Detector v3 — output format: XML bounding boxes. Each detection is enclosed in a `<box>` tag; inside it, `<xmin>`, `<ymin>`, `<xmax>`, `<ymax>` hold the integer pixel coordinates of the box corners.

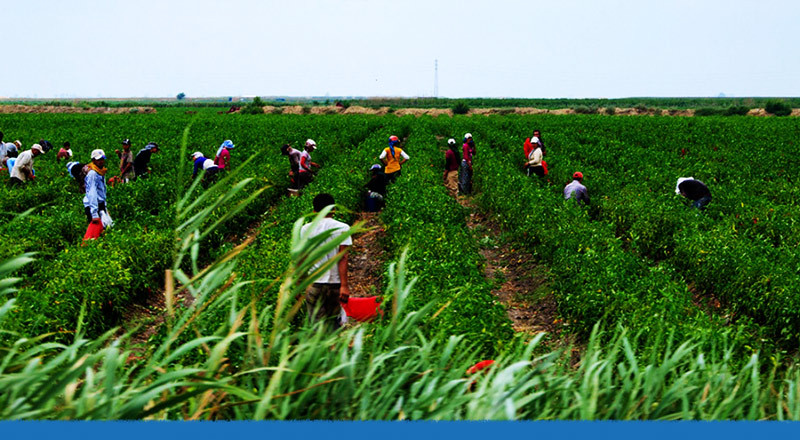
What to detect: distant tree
<box><xmin>765</xmin><ymin>100</ymin><xmax>791</xmax><ymax>117</ymax></box>
<box><xmin>177</xmin><ymin>92</ymin><xmax>186</xmax><ymax>100</ymax></box>
<box><xmin>452</xmin><ymin>101</ymin><xmax>470</xmax><ymax>115</ymax></box>
<box><xmin>240</xmin><ymin>96</ymin><xmax>266</xmax><ymax>114</ymax></box>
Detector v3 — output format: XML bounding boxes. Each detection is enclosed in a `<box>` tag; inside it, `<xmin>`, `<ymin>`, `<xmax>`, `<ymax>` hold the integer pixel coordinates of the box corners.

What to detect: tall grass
<box><xmin>0</xmin><ymin>135</ymin><xmax>799</xmax><ymax>419</ymax></box>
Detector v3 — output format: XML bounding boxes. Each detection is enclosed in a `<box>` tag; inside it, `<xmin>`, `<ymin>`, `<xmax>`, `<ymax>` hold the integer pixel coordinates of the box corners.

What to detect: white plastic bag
<box><xmin>100</xmin><ymin>209</ymin><xmax>114</xmax><ymax>229</ymax></box>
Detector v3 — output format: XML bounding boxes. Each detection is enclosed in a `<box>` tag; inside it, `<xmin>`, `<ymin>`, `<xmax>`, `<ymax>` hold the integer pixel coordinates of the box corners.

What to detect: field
<box><xmin>1</xmin><ymin>108</ymin><xmax>800</xmax><ymax>419</ymax></box>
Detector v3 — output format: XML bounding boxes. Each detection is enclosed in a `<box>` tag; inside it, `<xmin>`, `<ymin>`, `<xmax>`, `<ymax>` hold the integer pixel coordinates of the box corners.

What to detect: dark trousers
<box><xmin>385</xmin><ymin>170</ymin><xmax>401</xmax><ymax>183</ymax></box>
<box><xmin>85</xmin><ymin>203</ymin><xmax>107</xmax><ymax>223</ymax></box>
<box><xmin>527</xmin><ymin>166</ymin><xmax>545</xmax><ymax>178</ymax></box>
<box><xmin>305</xmin><ymin>283</ymin><xmax>342</xmax><ymax>329</ymax></box>
<box><xmin>8</xmin><ymin>177</ymin><xmax>23</xmax><ymax>187</ymax></box>
<box><xmin>297</xmin><ymin>171</ymin><xmax>313</xmax><ymax>189</ymax></box>
<box><xmin>692</xmin><ymin>196</ymin><xmax>711</xmax><ymax>210</ymax></box>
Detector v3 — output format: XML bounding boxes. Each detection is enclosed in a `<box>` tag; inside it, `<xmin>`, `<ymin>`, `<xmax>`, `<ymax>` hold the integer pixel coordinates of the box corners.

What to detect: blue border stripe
<box><xmin>2</xmin><ymin>421</ymin><xmax>799</xmax><ymax>440</ymax></box>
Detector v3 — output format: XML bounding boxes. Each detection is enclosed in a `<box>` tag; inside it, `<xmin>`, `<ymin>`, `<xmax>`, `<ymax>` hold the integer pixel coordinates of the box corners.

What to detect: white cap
<box><xmin>90</xmin><ymin>149</ymin><xmax>106</xmax><ymax>160</ymax></box>
<box><xmin>464</xmin><ymin>133</ymin><xmax>472</xmax><ymax>139</ymax></box>
<box><xmin>675</xmin><ymin>177</ymin><xmax>693</xmax><ymax>195</ymax></box>
<box><xmin>305</xmin><ymin>139</ymin><xmax>316</xmax><ymax>147</ymax></box>
<box><xmin>31</xmin><ymin>144</ymin><xmax>43</xmax><ymax>153</ymax></box>
<box><xmin>191</xmin><ymin>151</ymin><xmax>204</xmax><ymax>159</ymax></box>
<box><xmin>447</xmin><ymin>138</ymin><xmax>456</xmax><ymax>145</ymax></box>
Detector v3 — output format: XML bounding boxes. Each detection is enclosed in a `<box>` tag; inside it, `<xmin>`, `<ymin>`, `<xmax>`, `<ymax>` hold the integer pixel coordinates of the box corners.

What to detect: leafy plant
<box><xmin>452</xmin><ymin>101</ymin><xmax>470</xmax><ymax>115</ymax></box>
<box><xmin>765</xmin><ymin>100</ymin><xmax>792</xmax><ymax>116</ymax></box>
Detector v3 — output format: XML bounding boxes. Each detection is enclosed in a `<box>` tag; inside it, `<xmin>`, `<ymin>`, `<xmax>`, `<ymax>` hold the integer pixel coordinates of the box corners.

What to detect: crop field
<box><xmin>1</xmin><ymin>109</ymin><xmax>800</xmax><ymax>419</ymax></box>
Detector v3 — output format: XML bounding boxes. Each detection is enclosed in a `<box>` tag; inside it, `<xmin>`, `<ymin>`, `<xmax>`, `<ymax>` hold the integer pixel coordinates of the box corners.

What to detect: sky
<box><xmin>1</xmin><ymin>0</ymin><xmax>798</xmax><ymax>99</ymax></box>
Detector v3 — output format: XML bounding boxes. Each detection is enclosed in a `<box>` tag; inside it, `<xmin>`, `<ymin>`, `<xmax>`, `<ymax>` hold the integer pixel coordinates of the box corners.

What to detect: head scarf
<box><xmin>216</xmin><ymin>140</ymin><xmax>234</xmax><ymax>158</ymax></box>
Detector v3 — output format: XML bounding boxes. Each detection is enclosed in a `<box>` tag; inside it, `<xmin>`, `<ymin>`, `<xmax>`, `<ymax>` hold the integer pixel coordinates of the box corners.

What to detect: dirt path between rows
<box><xmin>347</xmin><ymin>212</ymin><xmax>387</xmax><ymax>299</ymax></box>
<box><xmin>453</xmin><ymin>191</ymin><xmax>562</xmax><ymax>335</ymax></box>
<box><xmin>119</xmin><ymin>210</ymin><xmax>267</xmax><ymax>359</ymax></box>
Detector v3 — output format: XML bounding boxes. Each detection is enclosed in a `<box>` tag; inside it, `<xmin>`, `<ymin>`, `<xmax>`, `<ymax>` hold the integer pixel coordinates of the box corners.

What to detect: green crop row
<box><xmin>380</xmin><ymin>117</ymin><xmax>514</xmax><ymax>355</ymax></box>
<box><xmin>0</xmin><ymin>111</ymin><xmax>387</xmax><ymax>339</ymax></box>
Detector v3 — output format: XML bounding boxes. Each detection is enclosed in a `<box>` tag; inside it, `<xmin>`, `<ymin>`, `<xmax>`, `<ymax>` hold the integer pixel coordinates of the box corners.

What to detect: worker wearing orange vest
<box><xmin>379</xmin><ymin>135</ymin><xmax>409</xmax><ymax>183</ymax></box>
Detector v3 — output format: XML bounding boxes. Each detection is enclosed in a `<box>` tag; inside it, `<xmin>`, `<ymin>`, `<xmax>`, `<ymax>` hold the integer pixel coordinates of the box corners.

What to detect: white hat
<box><xmin>675</xmin><ymin>177</ymin><xmax>693</xmax><ymax>195</ymax></box>
<box><xmin>464</xmin><ymin>133</ymin><xmax>473</xmax><ymax>139</ymax></box>
<box><xmin>191</xmin><ymin>151</ymin><xmax>204</xmax><ymax>159</ymax></box>
<box><xmin>305</xmin><ymin>139</ymin><xmax>317</xmax><ymax>149</ymax></box>
<box><xmin>90</xmin><ymin>149</ymin><xmax>106</xmax><ymax>160</ymax></box>
<box><xmin>447</xmin><ymin>138</ymin><xmax>456</xmax><ymax>145</ymax></box>
<box><xmin>31</xmin><ymin>144</ymin><xmax>43</xmax><ymax>153</ymax></box>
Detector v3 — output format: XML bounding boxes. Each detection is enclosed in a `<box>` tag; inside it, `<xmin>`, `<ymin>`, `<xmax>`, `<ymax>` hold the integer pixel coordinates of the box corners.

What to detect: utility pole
<box><xmin>434</xmin><ymin>59</ymin><xmax>439</xmax><ymax>98</ymax></box>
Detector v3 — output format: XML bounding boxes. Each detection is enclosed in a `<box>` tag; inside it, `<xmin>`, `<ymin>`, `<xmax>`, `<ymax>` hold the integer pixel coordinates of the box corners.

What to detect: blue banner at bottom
<box><xmin>1</xmin><ymin>421</ymin><xmax>797</xmax><ymax>440</ymax></box>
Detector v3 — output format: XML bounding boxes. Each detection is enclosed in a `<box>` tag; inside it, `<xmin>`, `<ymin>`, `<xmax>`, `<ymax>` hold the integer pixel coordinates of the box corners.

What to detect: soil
<box><xmin>346</xmin><ymin>212</ymin><xmax>387</xmax><ymax>298</ymax></box>
<box><xmin>0</xmin><ymin>105</ymin><xmax>156</xmax><ymax>114</ymax></box>
<box><xmin>1</xmin><ymin>104</ymin><xmax>797</xmax><ymax>118</ymax></box>
<box><xmin>118</xmin><ymin>285</ymin><xmax>194</xmax><ymax>361</ymax></box>
<box><xmin>453</xmin><ymin>192</ymin><xmax>562</xmax><ymax>335</ymax></box>
<box><xmin>118</xmin><ymin>210</ymin><xmax>268</xmax><ymax>359</ymax></box>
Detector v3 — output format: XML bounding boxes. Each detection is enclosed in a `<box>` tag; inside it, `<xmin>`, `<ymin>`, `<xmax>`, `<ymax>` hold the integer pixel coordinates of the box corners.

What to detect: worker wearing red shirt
<box><xmin>443</xmin><ymin>138</ymin><xmax>460</xmax><ymax>194</ymax></box>
<box><xmin>459</xmin><ymin>133</ymin><xmax>475</xmax><ymax>195</ymax></box>
<box><xmin>214</xmin><ymin>140</ymin><xmax>234</xmax><ymax>170</ymax></box>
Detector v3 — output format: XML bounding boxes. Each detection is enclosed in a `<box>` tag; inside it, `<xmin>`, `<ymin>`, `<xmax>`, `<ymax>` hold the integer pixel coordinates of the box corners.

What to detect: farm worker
<box><xmin>379</xmin><ymin>135</ymin><xmax>409</xmax><ymax>183</ymax></box>
<box><xmin>564</xmin><ymin>172</ymin><xmax>590</xmax><ymax>205</ymax></box>
<box><xmin>0</xmin><ymin>132</ymin><xmax>9</xmax><ymax>165</ymax></box>
<box><xmin>67</xmin><ymin>161</ymin><xmax>89</xmax><ymax>193</ymax></box>
<box><xmin>443</xmin><ymin>138</ymin><xmax>460</xmax><ymax>193</ymax></box>
<box><xmin>8</xmin><ymin>140</ymin><xmax>21</xmax><ymax>158</ymax></box>
<box><xmin>523</xmin><ymin>129</ymin><xmax>546</xmax><ymax>161</ymax></box>
<box><xmin>133</xmin><ymin>142</ymin><xmax>159</xmax><ymax>179</ymax></box>
<box><xmin>280</xmin><ymin>144</ymin><xmax>303</xmax><ymax>189</ymax></box>
<box><xmin>9</xmin><ymin>144</ymin><xmax>43</xmax><ymax>186</ymax></box>
<box><xmin>676</xmin><ymin>177</ymin><xmax>711</xmax><ymax>210</ymax></box>
<box><xmin>298</xmin><ymin>139</ymin><xmax>320</xmax><ymax>189</ymax></box>
<box><xmin>459</xmin><ymin>133</ymin><xmax>475</xmax><ymax>195</ymax></box>
<box><xmin>526</xmin><ymin>140</ymin><xmax>544</xmax><ymax>178</ymax></box>
<box><xmin>365</xmin><ymin>164</ymin><xmax>387</xmax><ymax>212</ymax></box>
<box><xmin>114</xmin><ymin>139</ymin><xmax>136</xmax><ymax>182</ymax></box>
<box><xmin>83</xmin><ymin>149</ymin><xmax>108</xmax><ymax>242</ymax></box>
<box><xmin>1</xmin><ymin>140</ymin><xmax>20</xmax><ymax>172</ymax></box>
<box><xmin>191</xmin><ymin>152</ymin><xmax>221</xmax><ymax>184</ymax></box>
<box><xmin>38</xmin><ymin>139</ymin><xmax>54</xmax><ymax>154</ymax></box>
<box><xmin>57</xmin><ymin>142</ymin><xmax>73</xmax><ymax>162</ymax></box>
<box><xmin>300</xmin><ymin>193</ymin><xmax>352</xmax><ymax>328</ymax></box>
<box><xmin>214</xmin><ymin>139</ymin><xmax>234</xmax><ymax>170</ymax></box>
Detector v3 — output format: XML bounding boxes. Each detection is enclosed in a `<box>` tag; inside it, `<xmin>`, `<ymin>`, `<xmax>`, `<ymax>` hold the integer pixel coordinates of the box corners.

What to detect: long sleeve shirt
<box><xmin>564</xmin><ymin>180</ymin><xmax>589</xmax><ymax>205</ymax></box>
<box><xmin>214</xmin><ymin>148</ymin><xmax>231</xmax><ymax>169</ymax></box>
<box><xmin>299</xmin><ymin>150</ymin><xmax>313</xmax><ymax>173</ymax></box>
<box><xmin>83</xmin><ymin>170</ymin><xmax>107</xmax><ymax>218</ymax></box>
<box><xmin>193</xmin><ymin>157</ymin><xmax>206</xmax><ymax>177</ymax></box>
<box><xmin>287</xmin><ymin>149</ymin><xmax>302</xmax><ymax>173</ymax></box>
<box><xmin>527</xmin><ymin>147</ymin><xmax>543</xmax><ymax>167</ymax></box>
<box><xmin>133</xmin><ymin>148</ymin><xmax>152</xmax><ymax>176</ymax></box>
<box><xmin>444</xmin><ymin>149</ymin><xmax>459</xmax><ymax>172</ymax></box>
<box><xmin>678</xmin><ymin>179</ymin><xmax>711</xmax><ymax>201</ymax></box>
<box><xmin>462</xmin><ymin>143</ymin><xmax>473</xmax><ymax>166</ymax></box>
<box><xmin>10</xmin><ymin>150</ymin><xmax>34</xmax><ymax>181</ymax></box>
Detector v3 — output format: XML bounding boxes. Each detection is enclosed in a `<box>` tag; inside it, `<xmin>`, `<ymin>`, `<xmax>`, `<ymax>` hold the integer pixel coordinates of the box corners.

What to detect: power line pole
<box><xmin>434</xmin><ymin>59</ymin><xmax>439</xmax><ymax>98</ymax></box>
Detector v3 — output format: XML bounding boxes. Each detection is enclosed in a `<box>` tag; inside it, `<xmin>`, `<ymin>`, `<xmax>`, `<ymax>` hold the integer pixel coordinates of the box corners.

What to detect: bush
<box><xmin>573</xmin><ymin>106</ymin><xmax>598</xmax><ymax>114</ymax></box>
<box><xmin>240</xmin><ymin>97</ymin><xmax>266</xmax><ymax>114</ymax></box>
<box><xmin>724</xmin><ymin>106</ymin><xmax>750</xmax><ymax>116</ymax></box>
<box><xmin>452</xmin><ymin>101</ymin><xmax>470</xmax><ymax>115</ymax></box>
<box><xmin>605</xmin><ymin>107</ymin><xmax>616</xmax><ymax>115</ymax></box>
<box><xmin>765</xmin><ymin>100</ymin><xmax>792</xmax><ymax>116</ymax></box>
<box><xmin>695</xmin><ymin>107</ymin><xmax>722</xmax><ymax>117</ymax></box>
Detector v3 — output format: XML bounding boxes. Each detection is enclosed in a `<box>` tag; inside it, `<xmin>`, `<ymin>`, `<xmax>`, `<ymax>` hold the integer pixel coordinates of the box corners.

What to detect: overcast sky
<box><xmin>2</xmin><ymin>0</ymin><xmax>798</xmax><ymax>99</ymax></box>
